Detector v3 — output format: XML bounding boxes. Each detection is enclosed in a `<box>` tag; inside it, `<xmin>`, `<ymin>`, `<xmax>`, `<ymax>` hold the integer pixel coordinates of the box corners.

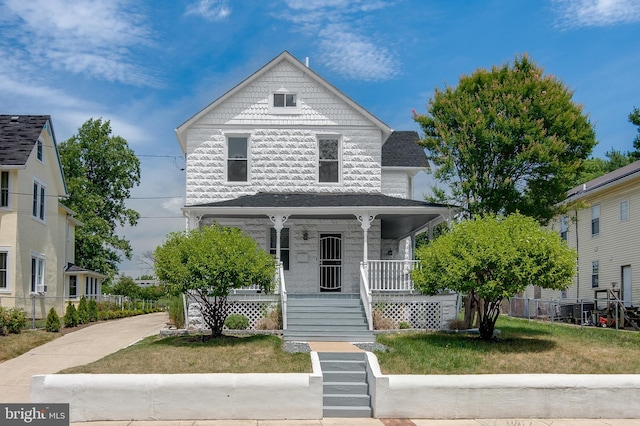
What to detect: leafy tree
<box><xmin>412</xmin><ymin>213</ymin><xmax>576</xmax><ymax>341</ymax></box>
<box><xmin>154</xmin><ymin>225</ymin><xmax>276</xmax><ymax>337</ymax></box>
<box><xmin>629</xmin><ymin>107</ymin><xmax>640</xmax><ymax>161</ymax></box>
<box><xmin>414</xmin><ymin>54</ymin><xmax>596</xmax><ymax>224</ymax></box>
<box><xmin>59</xmin><ymin>118</ymin><xmax>141</xmax><ymax>277</ymax></box>
<box><xmin>138</xmin><ymin>285</ymin><xmax>165</xmax><ymax>301</ymax></box>
<box><xmin>111</xmin><ymin>275</ymin><xmax>140</xmax><ymax>299</ymax></box>
<box><xmin>578</xmin><ymin>149</ymin><xmax>633</xmax><ymax>183</ymax></box>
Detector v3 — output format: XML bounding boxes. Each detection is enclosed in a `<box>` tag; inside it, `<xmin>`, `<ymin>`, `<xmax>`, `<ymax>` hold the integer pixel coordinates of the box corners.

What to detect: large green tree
<box><xmin>154</xmin><ymin>225</ymin><xmax>276</xmax><ymax>337</ymax></box>
<box><xmin>414</xmin><ymin>55</ymin><xmax>596</xmax><ymax>224</ymax></box>
<box><xmin>59</xmin><ymin>118</ymin><xmax>141</xmax><ymax>277</ymax></box>
<box><xmin>412</xmin><ymin>214</ymin><xmax>576</xmax><ymax>341</ymax></box>
<box><xmin>629</xmin><ymin>107</ymin><xmax>640</xmax><ymax>161</ymax></box>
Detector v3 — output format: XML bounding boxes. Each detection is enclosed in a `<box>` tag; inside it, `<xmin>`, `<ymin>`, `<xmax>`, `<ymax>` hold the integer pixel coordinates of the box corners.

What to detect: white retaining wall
<box><xmin>365</xmin><ymin>352</ymin><xmax>640</xmax><ymax>419</ymax></box>
<box><xmin>31</xmin><ymin>353</ymin><xmax>323</xmax><ymax>422</ymax></box>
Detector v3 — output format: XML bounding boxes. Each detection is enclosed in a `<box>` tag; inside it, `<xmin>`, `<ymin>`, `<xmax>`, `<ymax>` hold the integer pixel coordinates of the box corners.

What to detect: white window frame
<box><xmin>0</xmin><ymin>247</ymin><xmax>10</xmax><ymax>292</ymax></box>
<box><xmin>591</xmin><ymin>260</ymin><xmax>599</xmax><ymax>288</ymax></box>
<box><xmin>269</xmin><ymin>86</ymin><xmax>302</xmax><ymax>115</ymax></box>
<box><xmin>591</xmin><ymin>204</ymin><xmax>600</xmax><ymax>236</ymax></box>
<box><xmin>317</xmin><ymin>136</ymin><xmax>341</xmax><ymax>184</ymax></box>
<box><xmin>36</xmin><ymin>138</ymin><xmax>44</xmax><ymax>162</ymax></box>
<box><xmin>620</xmin><ymin>199</ymin><xmax>629</xmax><ymax>222</ymax></box>
<box><xmin>269</xmin><ymin>227</ymin><xmax>290</xmax><ymax>271</ymax></box>
<box><xmin>559</xmin><ymin>216</ymin><xmax>568</xmax><ymax>241</ymax></box>
<box><xmin>69</xmin><ymin>275</ymin><xmax>78</xmax><ymax>299</ymax></box>
<box><xmin>225</xmin><ymin>134</ymin><xmax>251</xmax><ymax>184</ymax></box>
<box><xmin>32</xmin><ymin>179</ymin><xmax>46</xmax><ymax>222</ymax></box>
<box><xmin>0</xmin><ymin>171</ymin><xmax>9</xmax><ymax>209</ymax></box>
<box><xmin>31</xmin><ymin>253</ymin><xmax>45</xmax><ymax>294</ymax></box>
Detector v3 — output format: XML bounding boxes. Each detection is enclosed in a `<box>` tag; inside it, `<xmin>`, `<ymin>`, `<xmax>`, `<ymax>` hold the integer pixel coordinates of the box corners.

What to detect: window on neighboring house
<box><xmin>270</xmin><ymin>227</ymin><xmax>290</xmax><ymax>271</ymax></box>
<box><xmin>1</xmin><ymin>171</ymin><xmax>8</xmax><ymax>207</ymax></box>
<box><xmin>0</xmin><ymin>251</ymin><xmax>7</xmax><ymax>290</ymax></box>
<box><xmin>227</xmin><ymin>137</ymin><xmax>248</xmax><ymax>182</ymax></box>
<box><xmin>620</xmin><ymin>200</ymin><xmax>629</xmax><ymax>221</ymax></box>
<box><xmin>69</xmin><ymin>275</ymin><xmax>77</xmax><ymax>298</ymax></box>
<box><xmin>318</xmin><ymin>138</ymin><xmax>339</xmax><ymax>183</ymax></box>
<box><xmin>36</xmin><ymin>139</ymin><xmax>43</xmax><ymax>162</ymax></box>
<box><xmin>273</xmin><ymin>93</ymin><xmax>297</xmax><ymax>108</ymax></box>
<box><xmin>32</xmin><ymin>181</ymin><xmax>45</xmax><ymax>220</ymax></box>
<box><xmin>31</xmin><ymin>255</ymin><xmax>45</xmax><ymax>293</ymax></box>
<box><xmin>591</xmin><ymin>204</ymin><xmax>600</xmax><ymax>236</ymax></box>
<box><xmin>591</xmin><ymin>260</ymin><xmax>599</xmax><ymax>288</ymax></box>
<box><xmin>560</xmin><ymin>216</ymin><xmax>568</xmax><ymax>241</ymax></box>
<box><xmin>85</xmin><ymin>276</ymin><xmax>98</xmax><ymax>297</ymax></box>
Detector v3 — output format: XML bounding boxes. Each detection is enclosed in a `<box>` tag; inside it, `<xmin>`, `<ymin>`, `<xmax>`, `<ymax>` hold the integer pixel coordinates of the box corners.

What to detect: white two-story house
<box><xmin>175</xmin><ymin>52</ymin><xmax>456</xmax><ymax>339</ymax></box>
<box><xmin>0</xmin><ymin>115</ymin><xmax>103</xmax><ymax>319</ymax></box>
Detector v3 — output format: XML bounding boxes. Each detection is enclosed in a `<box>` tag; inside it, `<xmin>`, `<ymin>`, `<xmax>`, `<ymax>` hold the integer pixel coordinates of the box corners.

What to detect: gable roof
<box><xmin>0</xmin><ymin>115</ymin><xmax>50</xmax><ymax>166</ymax></box>
<box><xmin>382</xmin><ymin>131</ymin><xmax>428</xmax><ymax>169</ymax></box>
<box><xmin>175</xmin><ymin>51</ymin><xmax>393</xmax><ymax>152</ymax></box>
<box><xmin>566</xmin><ymin>160</ymin><xmax>640</xmax><ymax>202</ymax></box>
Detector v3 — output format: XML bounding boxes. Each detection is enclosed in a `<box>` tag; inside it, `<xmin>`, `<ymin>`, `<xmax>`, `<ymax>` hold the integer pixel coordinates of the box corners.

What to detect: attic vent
<box><xmin>10</xmin><ymin>116</ymin><xmax>19</xmax><ymax>122</ymax></box>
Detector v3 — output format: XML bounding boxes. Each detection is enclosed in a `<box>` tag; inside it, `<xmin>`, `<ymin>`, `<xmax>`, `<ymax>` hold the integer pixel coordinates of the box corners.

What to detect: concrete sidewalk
<box><xmin>70</xmin><ymin>419</ymin><xmax>640</xmax><ymax>425</ymax></box>
<box><xmin>0</xmin><ymin>311</ymin><xmax>168</xmax><ymax>403</ymax></box>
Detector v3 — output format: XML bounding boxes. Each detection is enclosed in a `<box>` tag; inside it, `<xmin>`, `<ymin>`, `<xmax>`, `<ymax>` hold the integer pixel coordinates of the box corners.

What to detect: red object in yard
<box><xmin>599</xmin><ymin>316</ymin><xmax>608</xmax><ymax>326</ymax></box>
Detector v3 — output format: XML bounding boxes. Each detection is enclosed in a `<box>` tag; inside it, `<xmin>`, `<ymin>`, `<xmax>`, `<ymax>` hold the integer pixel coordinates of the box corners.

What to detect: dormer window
<box><xmin>274</xmin><ymin>93</ymin><xmax>297</xmax><ymax>108</ymax></box>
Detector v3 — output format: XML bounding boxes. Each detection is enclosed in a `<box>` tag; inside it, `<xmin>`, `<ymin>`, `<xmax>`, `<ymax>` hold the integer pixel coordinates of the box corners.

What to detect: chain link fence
<box><xmin>506</xmin><ymin>297</ymin><xmax>597</xmax><ymax>325</ymax></box>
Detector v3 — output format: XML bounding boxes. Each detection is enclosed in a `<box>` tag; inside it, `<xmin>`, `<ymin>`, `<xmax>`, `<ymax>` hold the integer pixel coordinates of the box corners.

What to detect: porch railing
<box><xmin>277</xmin><ymin>261</ymin><xmax>287</xmax><ymax>330</ymax></box>
<box><xmin>359</xmin><ymin>262</ymin><xmax>373</xmax><ymax>330</ymax></box>
<box><xmin>368</xmin><ymin>260</ymin><xmax>418</xmax><ymax>292</ymax></box>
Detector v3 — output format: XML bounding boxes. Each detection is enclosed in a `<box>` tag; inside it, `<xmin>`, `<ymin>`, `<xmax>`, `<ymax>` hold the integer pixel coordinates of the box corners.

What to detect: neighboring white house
<box><xmin>0</xmin><ymin>115</ymin><xmax>103</xmax><ymax>318</ymax></box>
<box><xmin>524</xmin><ymin>160</ymin><xmax>640</xmax><ymax>310</ymax></box>
<box><xmin>175</xmin><ymin>52</ymin><xmax>457</xmax><ymax>337</ymax></box>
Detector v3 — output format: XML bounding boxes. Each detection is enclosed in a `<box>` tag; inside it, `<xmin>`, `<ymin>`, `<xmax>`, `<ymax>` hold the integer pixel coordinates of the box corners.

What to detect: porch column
<box><xmin>268</xmin><ymin>214</ymin><xmax>289</xmax><ymax>262</ymax></box>
<box><xmin>184</xmin><ymin>212</ymin><xmax>201</xmax><ymax>231</ymax></box>
<box><xmin>355</xmin><ymin>212</ymin><xmax>376</xmax><ymax>264</ymax></box>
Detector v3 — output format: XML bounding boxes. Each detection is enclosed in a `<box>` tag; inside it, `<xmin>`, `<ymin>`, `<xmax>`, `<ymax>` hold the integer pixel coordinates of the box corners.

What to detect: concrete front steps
<box><xmin>319</xmin><ymin>351</ymin><xmax>372</xmax><ymax>418</ymax></box>
<box><xmin>284</xmin><ymin>294</ymin><xmax>375</xmax><ymax>342</ymax></box>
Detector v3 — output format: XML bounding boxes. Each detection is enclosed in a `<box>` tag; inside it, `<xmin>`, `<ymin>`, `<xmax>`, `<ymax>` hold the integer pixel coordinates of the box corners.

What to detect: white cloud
<box><xmin>281</xmin><ymin>0</ymin><xmax>400</xmax><ymax>81</ymax></box>
<box><xmin>0</xmin><ymin>0</ymin><xmax>157</xmax><ymax>86</ymax></box>
<box><xmin>553</xmin><ymin>0</ymin><xmax>640</xmax><ymax>28</ymax></box>
<box><xmin>185</xmin><ymin>0</ymin><xmax>231</xmax><ymax>21</ymax></box>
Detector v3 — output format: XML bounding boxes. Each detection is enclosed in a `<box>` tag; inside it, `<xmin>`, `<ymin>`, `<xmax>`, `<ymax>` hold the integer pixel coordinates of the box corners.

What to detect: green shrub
<box><xmin>88</xmin><ymin>299</ymin><xmax>98</xmax><ymax>322</ymax></box>
<box><xmin>63</xmin><ymin>302</ymin><xmax>79</xmax><ymax>328</ymax></box>
<box><xmin>225</xmin><ymin>314</ymin><xmax>249</xmax><ymax>330</ymax></box>
<box><xmin>398</xmin><ymin>321</ymin><xmax>411</xmax><ymax>329</ymax></box>
<box><xmin>45</xmin><ymin>308</ymin><xmax>61</xmax><ymax>332</ymax></box>
<box><xmin>77</xmin><ymin>296</ymin><xmax>90</xmax><ymax>324</ymax></box>
<box><xmin>167</xmin><ymin>296</ymin><xmax>185</xmax><ymax>329</ymax></box>
<box><xmin>0</xmin><ymin>307</ymin><xmax>27</xmax><ymax>335</ymax></box>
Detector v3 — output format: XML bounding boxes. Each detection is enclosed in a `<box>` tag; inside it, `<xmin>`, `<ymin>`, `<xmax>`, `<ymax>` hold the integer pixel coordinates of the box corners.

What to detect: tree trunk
<box><xmin>195</xmin><ymin>291</ymin><xmax>229</xmax><ymax>338</ymax></box>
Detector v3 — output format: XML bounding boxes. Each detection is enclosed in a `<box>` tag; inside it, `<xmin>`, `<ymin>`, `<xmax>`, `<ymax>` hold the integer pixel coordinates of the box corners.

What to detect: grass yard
<box><xmin>376</xmin><ymin>316</ymin><xmax>640</xmax><ymax>374</ymax></box>
<box><xmin>61</xmin><ymin>334</ymin><xmax>312</xmax><ymax>374</ymax></box>
<box><xmin>0</xmin><ymin>330</ymin><xmax>59</xmax><ymax>362</ymax></box>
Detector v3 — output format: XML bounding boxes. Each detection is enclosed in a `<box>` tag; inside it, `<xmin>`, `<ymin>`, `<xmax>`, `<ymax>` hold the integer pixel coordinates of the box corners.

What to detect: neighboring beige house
<box><xmin>524</xmin><ymin>160</ymin><xmax>640</xmax><ymax>308</ymax></box>
<box><xmin>0</xmin><ymin>115</ymin><xmax>102</xmax><ymax>318</ymax></box>
<box><xmin>175</xmin><ymin>51</ymin><xmax>457</xmax><ymax>340</ymax></box>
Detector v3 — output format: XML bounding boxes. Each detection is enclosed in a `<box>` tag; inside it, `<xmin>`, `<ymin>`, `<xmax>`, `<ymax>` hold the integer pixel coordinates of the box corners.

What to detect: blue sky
<box><xmin>1</xmin><ymin>0</ymin><xmax>639</xmax><ymax>277</ymax></box>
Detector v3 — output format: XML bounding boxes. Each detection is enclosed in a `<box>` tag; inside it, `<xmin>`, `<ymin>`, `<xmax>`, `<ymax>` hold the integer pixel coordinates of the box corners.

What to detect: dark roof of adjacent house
<box><xmin>191</xmin><ymin>192</ymin><xmax>446</xmax><ymax>208</ymax></box>
<box><xmin>382</xmin><ymin>131</ymin><xmax>427</xmax><ymax>168</ymax></box>
<box><xmin>567</xmin><ymin>160</ymin><xmax>640</xmax><ymax>200</ymax></box>
<box><xmin>64</xmin><ymin>263</ymin><xmax>106</xmax><ymax>278</ymax></box>
<box><xmin>0</xmin><ymin>115</ymin><xmax>50</xmax><ymax>166</ymax></box>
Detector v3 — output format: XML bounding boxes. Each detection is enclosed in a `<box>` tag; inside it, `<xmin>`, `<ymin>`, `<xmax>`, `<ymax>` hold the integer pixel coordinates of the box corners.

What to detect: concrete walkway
<box><xmin>0</xmin><ymin>311</ymin><xmax>168</xmax><ymax>403</ymax></box>
<box><xmin>2</xmin><ymin>313</ymin><xmax>639</xmax><ymax>425</ymax></box>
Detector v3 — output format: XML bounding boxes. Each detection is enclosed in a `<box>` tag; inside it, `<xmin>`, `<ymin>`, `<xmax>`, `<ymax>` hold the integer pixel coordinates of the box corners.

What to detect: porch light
<box><xmin>387</xmin><ymin>249</ymin><xmax>393</xmax><ymax>256</ymax></box>
<box><xmin>303</xmin><ymin>231</ymin><xmax>308</xmax><ymax>240</ymax></box>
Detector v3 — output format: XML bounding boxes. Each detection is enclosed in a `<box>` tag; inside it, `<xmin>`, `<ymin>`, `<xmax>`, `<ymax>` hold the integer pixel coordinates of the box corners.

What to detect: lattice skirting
<box><xmin>372</xmin><ymin>295</ymin><xmax>458</xmax><ymax>330</ymax></box>
<box><xmin>186</xmin><ymin>295</ymin><xmax>280</xmax><ymax>331</ymax></box>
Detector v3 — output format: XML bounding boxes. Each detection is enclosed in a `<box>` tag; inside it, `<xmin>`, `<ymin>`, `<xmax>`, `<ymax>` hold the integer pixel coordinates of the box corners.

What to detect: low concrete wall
<box><xmin>367</xmin><ymin>351</ymin><xmax>640</xmax><ymax>420</ymax></box>
<box><xmin>31</xmin><ymin>353</ymin><xmax>323</xmax><ymax>422</ymax></box>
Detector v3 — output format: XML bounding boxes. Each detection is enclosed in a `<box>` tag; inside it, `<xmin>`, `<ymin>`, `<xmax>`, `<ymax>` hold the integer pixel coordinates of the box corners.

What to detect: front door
<box><xmin>622</xmin><ymin>265</ymin><xmax>632</xmax><ymax>308</ymax></box>
<box><xmin>320</xmin><ymin>233</ymin><xmax>342</xmax><ymax>292</ymax></box>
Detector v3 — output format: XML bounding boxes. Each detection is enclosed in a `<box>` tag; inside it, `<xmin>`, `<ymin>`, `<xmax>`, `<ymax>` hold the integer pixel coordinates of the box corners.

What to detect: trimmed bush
<box><xmin>63</xmin><ymin>302</ymin><xmax>79</xmax><ymax>328</ymax></box>
<box><xmin>0</xmin><ymin>307</ymin><xmax>27</xmax><ymax>335</ymax></box>
<box><xmin>45</xmin><ymin>307</ymin><xmax>61</xmax><ymax>332</ymax></box>
<box><xmin>167</xmin><ymin>296</ymin><xmax>185</xmax><ymax>329</ymax></box>
<box><xmin>224</xmin><ymin>314</ymin><xmax>249</xmax><ymax>330</ymax></box>
<box><xmin>77</xmin><ymin>296</ymin><xmax>90</xmax><ymax>324</ymax></box>
<box><xmin>88</xmin><ymin>299</ymin><xmax>98</xmax><ymax>322</ymax></box>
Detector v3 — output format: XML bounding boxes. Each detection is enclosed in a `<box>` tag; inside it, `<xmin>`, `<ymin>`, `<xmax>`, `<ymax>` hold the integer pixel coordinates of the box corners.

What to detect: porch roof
<box><xmin>184</xmin><ymin>192</ymin><xmax>452</xmax><ymax>239</ymax></box>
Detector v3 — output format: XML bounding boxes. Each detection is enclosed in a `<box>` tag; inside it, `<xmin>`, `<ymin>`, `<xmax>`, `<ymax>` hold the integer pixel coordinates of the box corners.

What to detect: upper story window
<box><xmin>227</xmin><ymin>136</ymin><xmax>249</xmax><ymax>182</ymax></box>
<box><xmin>318</xmin><ymin>138</ymin><xmax>340</xmax><ymax>183</ymax></box>
<box><xmin>559</xmin><ymin>216</ymin><xmax>568</xmax><ymax>241</ymax></box>
<box><xmin>32</xmin><ymin>180</ymin><xmax>46</xmax><ymax>221</ymax></box>
<box><xmin>36</xmin><ymin>139</ymin><xmax>43</xmax><ymax>162</ymax></box>
<box><xmin>591</xmin><ymin>204</ymin><xmax>600</xmax><ymax>236</ymax></box>
<box><xmin>273</xmin><ymin>93</ymin><xmax>297</xmax><ymax>108</ymax></box>
<box><xmin>31</xmin><ymin>254</ymin><xmax>45</xmax><ymax>293</ymax></box>
<box><xmin>69</xmin><ymin>275</ymin><xmax>77</xmax><ymax>298</ymax></box>
<box><xmin>591</xmin><ymin>260</ymin><xmax>599</xmax><ymax>288</ymax></box>
<box><xmin>620</xmin><ymin>200</ymin><xmax>629</xmax><ymax>221</ymax></box>
<box><xmin>1</xmin><ymin>171</ymin><xmax>9</xmax><ymax>208</ymax></box>
<box><xmin>0</xmin><ymin>249</ymin><xmax>8</xmax><ymax>290</ymax></box>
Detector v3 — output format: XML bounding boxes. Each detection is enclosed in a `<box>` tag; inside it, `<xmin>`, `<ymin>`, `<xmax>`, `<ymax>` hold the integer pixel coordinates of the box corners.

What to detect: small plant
<box><xmin>256</xmin><ymin>305</ymin><xmax>282</xmax><ymax>330</ymax></box>
<box><xmin>45</xmin><ymin>308</ymin><xmax>61</xmax><ymax>332</ymax></box>
<box><xmin>77</xmin><ymin>296</ymin><xmax>90</xmax><ymax>324</ymax></box>
<box><xmin>0</xmin><ymin>307</ymin><xmax>27</xmax><ymax>335</ymax></box>
<box><xmin>448</xmin><ymin>318</ymin><xmax>469</xmax><ymax>331</ymax></box>
<box><xmin>398</xmin><ymin>321</ymin><xmax>411</xmax><ymax>329</ymax></box>
<box><xmin>373</xmin><ymin>309</ymin><xmax>396</xmax><ymax>330</ymax></box>
<box><xmin>63</xmin><ymin>302</ymin><xmax>79</xmax><ymax>328</ymax></box>
<box><xmin>224</xmin><ymin>314</ymin><xmax>249</xmax><ymax>330</ymax></box>
<box><xmin>88</xmin><ymin>299</ymin><xmax>98</xmax><ymax>322</ymax></box>
<box><xmin>167</xmin><ymin>296</ymin><xmax>185</xmax><ymax>329</ymax></box>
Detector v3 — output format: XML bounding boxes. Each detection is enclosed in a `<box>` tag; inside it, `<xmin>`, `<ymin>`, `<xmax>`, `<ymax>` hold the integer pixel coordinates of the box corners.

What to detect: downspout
<box><xmin>574</xmin><ymin>208</ymin><xmax>579</xmax><ymax>299</ymax></box>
